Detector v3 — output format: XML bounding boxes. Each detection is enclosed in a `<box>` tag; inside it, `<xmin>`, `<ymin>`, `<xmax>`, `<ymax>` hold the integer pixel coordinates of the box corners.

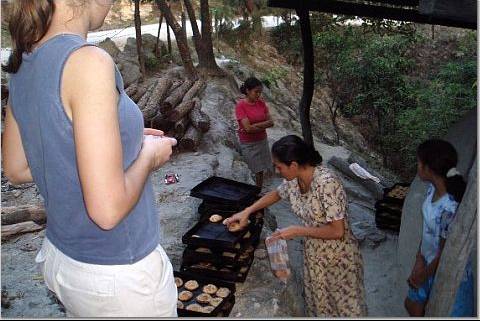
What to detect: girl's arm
<box><xmin>425</xmin><ymin>238</ymin><xmax>446</xmax><ymax>277</ymax></box>
<box><xmin>2</xmin><ymin>104</ymin><xmax>33</xmax><ymax>185</ymax></box>
<box><xmin>64</xmin><ymin>46</ymin><xmax>173</xmax><ymax>230</ymax></box>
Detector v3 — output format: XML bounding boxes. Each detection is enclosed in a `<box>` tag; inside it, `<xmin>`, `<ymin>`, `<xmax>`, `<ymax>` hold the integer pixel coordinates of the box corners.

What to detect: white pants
<box><xmin>35</xmin><ymin>238</ymin><xmax>178</xmax><ymax>317</ymax></box>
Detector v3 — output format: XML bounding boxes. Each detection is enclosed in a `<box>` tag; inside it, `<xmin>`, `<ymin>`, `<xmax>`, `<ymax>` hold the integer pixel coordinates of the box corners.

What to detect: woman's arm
<box><xmin>2</xmin><ymin>104</ymin><xmax>33</xmax><ymax>185</ymax></box>
<box><xmin>224</xmin><ymin>190</ymin><xmax>281</xmax><ymax>228</ymax></box>
<box><xmin>251</xmin><ymin>112</ymin><xmax>274</xmax><ymax>130</ymax></box>
<box><xmin>271</xmin><ymin>219</ymin><xmax>344</xmax><ymax>241</ymax></box>
<box><xmin>64</xmin><ymin>47</ymin><xmax>173</xmax><ymax>230</ymax></box>
<box><xmin>240</xmin><ymin>118</ymin><xmax>267</xmax><ymax>134</ymax></box>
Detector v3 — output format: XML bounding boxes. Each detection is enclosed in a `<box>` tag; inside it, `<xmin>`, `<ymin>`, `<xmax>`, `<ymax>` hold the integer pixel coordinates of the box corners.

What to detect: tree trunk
<box><xmin>189</xmin><ymin>98</ymin><xmax>210</xmax><ymax>132</ymax></box>
<box><xmin>134</xmin><ymin>0</ymin><xmax>146</xmax><ymax>79</ymax></box>
<box><xmin>132</xmin><ymin>78</ymin><xmax>158</xmax><ymax>102</ymax></box>
<box><xmin>1</xmin><ymin>205</ymin><xmax>46</xmax><ymax>225</ymax></box>
<box><xmin>160</xmin><ymin>79</ymin><xmax>194</xmax><ymax>114</ymax></box>
<box><xmin>151</xmin><ymin>113</ymin><xmax>175</xmax><ymax>132</ymax></box>
<box><xmin>182</xmin><ymin>79</ymin><xmax>205</xmax><ymax>103</ymax></box>
<box><xmin>155</xmin><ymin>13</ymin><xmax>164</xmax><ymax>57</ymax></box>
<box><xmin>156</xmin><ymin>0</ymin><xmax>198</xmax><ymax>80</ymax></box>
<box><xmin>198</xmin><ymin>0</ymin><xmax>223</xmax><ymax>74</ymax></box>
<box><xmin>125</xmin><ymin>82</ymin><xmax>138</xmax><ymax>98</ymax></box>
<box><xmin>180</xmin><ymin>125</ymin><xmax>202</xmax><ymax>151</ymax></box>
<box><xmin>2</xmin><ymin>221</ymin><xmax>44</xmax><ymax>240</ymax></box>
<box><xmin>168</xmin><ymin>100</ymin><xmax>195</xmax><ymax>122</ymax></box>
<box><xmin>137</xmin><ymin>81</ymin><xmax>158</xmax><ymax>110</ymax></box>
<box><xmin>174</xmin><ymin>117</ymin><xmax>190</xmax><ymax>140</ymax></box>
<box><xmin>142</xmin><ymin>78</ymin><xmax>173</xmax><ymax>121</ymax></box>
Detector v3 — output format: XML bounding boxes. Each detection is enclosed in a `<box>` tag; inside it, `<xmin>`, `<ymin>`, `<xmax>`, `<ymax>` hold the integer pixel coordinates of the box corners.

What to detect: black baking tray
<box><xmin>183</xmin><ymin>209</ymin><xmax>264</xmax><ymax>251</ymax></box>
<box><xmin>181</xmin><ymin>253</ymin><xmax>254</xmax><ymax>283</ymax></box>
<box><xmin>383</xmin><ymin>183</ymin><xmax>411</xmax><ymax>205</ymax></box>
<box><xmin>374</xmin><ymin>200</ymin><xmax>403</xmax><ymax>217</ymax></box>
<box><xmin>183</xmin><ymin>232</ymin><xmax>260</xmax><ymax>267</ymax></box>
<box><xmin>182</xmin><ymin>218</ymin><xmax>249</xmax><ymax>250</ymax></box>
<box><xmin>198</xmin><ymin>201</ymin><xmax>246</xmax><ymax>217</ymax></box>
<box><xmin>175</xmin><ymin>270</ymin><xmax>236</xmax><ymax>317</ymax></box>
<box><xmin>190</xmin><ymin>176</ymin><xmax>261</xmax><ymax>205</ymax></box>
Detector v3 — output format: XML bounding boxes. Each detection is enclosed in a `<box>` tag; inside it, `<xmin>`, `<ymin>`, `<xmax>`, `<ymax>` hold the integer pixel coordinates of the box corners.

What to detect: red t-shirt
<box><xmin>235</xmin><ymin>99</ymin><xmax>269</xmax><ymax>143</ymax></box>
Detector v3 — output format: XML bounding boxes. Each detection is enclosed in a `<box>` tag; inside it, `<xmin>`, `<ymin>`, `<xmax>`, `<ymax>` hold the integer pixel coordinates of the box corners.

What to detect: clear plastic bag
<box><xmin>265</xmin><ymin>234</ymin><xmax>291</xmax><ymax>284</ymax></box>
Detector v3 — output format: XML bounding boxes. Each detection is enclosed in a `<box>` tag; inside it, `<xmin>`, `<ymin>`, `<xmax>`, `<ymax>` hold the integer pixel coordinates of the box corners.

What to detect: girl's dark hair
<box><xmin>272</xmin><ymin>135</ymin><xmax>322</xmax><ymax>167</ymax></box>
<box><xmin>240</xmin><ymin>77</ymin><xmax>263</xmax><ymax>95</ymax></box>
<box><xmin>417</xmin><ymin>139</ymin><xmax>466</xmax><ymax>202</ymax></box>
<box><xmin>2</xmin><ymin>0</ymin><xmax>55</xmax><ymax>74</ymax></box>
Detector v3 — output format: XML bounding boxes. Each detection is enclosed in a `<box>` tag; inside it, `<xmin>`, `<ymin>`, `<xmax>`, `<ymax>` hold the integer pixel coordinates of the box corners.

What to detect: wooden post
<box><xmin>296</xmin><ymin>7</ymin><xmax>315</xmax><ymax>149</ymax></box>
<box><xmin>156</xmin><ymin>13</ymin><xmax>164</xmax><ymax>57</ymax></box>
<box><xmin>134</xmin><ymin>0</ymin><xmax>146</xmax><ymax>79</ymax></box>
<box><xmin>425</xmin><ymin>156</ymin><xmax>477</xmax><ymax>316</ymax></box>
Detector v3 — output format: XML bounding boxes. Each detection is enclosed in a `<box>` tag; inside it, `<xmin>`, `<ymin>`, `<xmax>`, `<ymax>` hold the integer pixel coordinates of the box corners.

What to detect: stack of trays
<box><xmin>175</xmin><ymin>270</ymin><xmax>236</xmax><ymax>317</ymax></box>
<box><xmin>375</xmin><ymin>183</ymin><xmax>410</xmax><ymax>232</ymax></box>
<box><xmin>180</xmin><ymin>176</ymin><xmax>263</xmax><ymax>281</ymax></box>
<box><xmin>181</xmin><ymin>211</ymin><xmax>264</xmax><ymax>282</ymax></box>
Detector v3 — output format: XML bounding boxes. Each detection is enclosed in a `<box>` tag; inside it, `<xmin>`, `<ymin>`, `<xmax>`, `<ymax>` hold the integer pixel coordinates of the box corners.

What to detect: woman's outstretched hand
<box><xmin>223</xmin><ymin>210</ymin><xmax>250</xmax><ymax>230</ymax></box>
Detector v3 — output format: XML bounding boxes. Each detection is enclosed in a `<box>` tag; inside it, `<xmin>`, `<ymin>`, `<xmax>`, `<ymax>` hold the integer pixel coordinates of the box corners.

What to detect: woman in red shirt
<box><xmin>236</xmin><ymin>77</ymin><xmax>274</xmax><ymax>188</ymax></box>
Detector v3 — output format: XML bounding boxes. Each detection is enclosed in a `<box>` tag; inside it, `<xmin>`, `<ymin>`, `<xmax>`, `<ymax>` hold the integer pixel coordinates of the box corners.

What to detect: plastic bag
<box><xmin>265</xmin><ymin>234</ymin><xmax>291</xmax><ymax>284</ymax></box>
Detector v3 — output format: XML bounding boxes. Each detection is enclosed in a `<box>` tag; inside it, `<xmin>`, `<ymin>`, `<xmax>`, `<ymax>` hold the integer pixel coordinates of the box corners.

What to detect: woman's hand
<box><xmin>271</xmin><ymin>226</ymin><xmax>302</xmax><ymax>241</ymax></box>
<box><xmin>141</xmin><ymin>134</ymin><xmax>175</xmax><ymax>171</ymax></box>
<box><xmin>144</xmin><ymin>128</ymin><xmax>164</xmax><ymax>137</ymax></box>
<box><xmin>223</xmin><ymin>210</ymin><xmax>251</xmax><ymax>230</ymax></box>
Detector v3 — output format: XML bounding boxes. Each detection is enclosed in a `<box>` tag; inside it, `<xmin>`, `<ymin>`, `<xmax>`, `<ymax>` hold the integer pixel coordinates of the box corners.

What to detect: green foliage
<box><xmin>261</xmin><ymin>67</ymin><xmax>288</xmax><ymax>88</ymax></box>
<box><xmin>395</xmin><ymin>58</ymin><xmax>477</xmax><ymax>174</ymax></box>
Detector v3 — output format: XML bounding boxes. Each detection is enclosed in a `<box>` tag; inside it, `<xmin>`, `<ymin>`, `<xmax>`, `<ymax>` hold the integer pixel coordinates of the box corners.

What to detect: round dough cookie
<box><xmin>175</xmin><ymin>277</ymin><xmax>184</xmax><ymax>288</ymax></box>
<box><xmin>177</xmin><ymin>300</ymin><xmax>184</xmax><ymax>309</ymax></box>
<box><xmin>202</xmin><ymin>284</ymin><xmax>218</xmax><ymax>295</ymax></box>
<box><xmin>178</xmin><ymin>290</ymin><xmax>193</xmax><ymax>301</ymax></box>
<box><xmin>210</xmin><ymin>297</ymin><xmax>223</xmax><ymax>307</ymax></box>
<box><xmin>186</xmin><ymin>303</ymin><xmax>203</xmax><ymax>312</ymax></box>
<box><xmin>184</xmin><ymin>280</ymin><xmax>199</xmax><ymax>291</ymax></box>
<box><xmin>228</xmin><ymin>222</ymin><xmax>242</xmax><ymax>232</ymax></box>
<box><xmin>209</xmin><ymin>214</ymin><xmax>223</xmax><ymax>223</ymax></box>
<box><xmin>202</xmin><ymin>306</ymin><xmax>215</xmax><ymax>313</ymax></box>
<box><xmin>196</xmin><ymin>293</ymin><xmax>212</xmax><ymax>304</ymax></box>
<box><xmin>216</xmin><ymin>287</ymin><xmax>231</xmax><ymax>298</ymax></box>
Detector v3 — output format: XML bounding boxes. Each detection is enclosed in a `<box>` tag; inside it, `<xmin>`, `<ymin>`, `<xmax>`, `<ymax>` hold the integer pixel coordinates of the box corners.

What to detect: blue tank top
<box><xmin>8</xmin><ymin>34</ymin><xmax>159</xmax><ymax>265</ymax></box>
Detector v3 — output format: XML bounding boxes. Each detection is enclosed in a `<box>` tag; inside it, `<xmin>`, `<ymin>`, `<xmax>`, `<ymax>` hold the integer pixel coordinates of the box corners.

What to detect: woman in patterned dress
<box><xmin>225</xmin><ymin>135</ymin><xmax>367</xmax><ymax>317</ymax></box>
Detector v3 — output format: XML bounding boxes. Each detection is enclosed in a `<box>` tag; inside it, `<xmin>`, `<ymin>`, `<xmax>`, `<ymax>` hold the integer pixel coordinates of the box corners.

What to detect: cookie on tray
<box><xmin>196</xmin><ymin>293</ymin><xmax>212</xmax><ymax>304</ymax></box>
<box><xmin>184</xmin><ymin>280</ymin><xmax>199</xmax><ymax>291</ymax></box>
<box><xmin>178</xmin><ymin>290</ymin><xmax>193</xmax><ymax>301</ymax></box>
<box><xmin>216</xmin><ymin>287</ymin><xmax>231</xmax><ymax>298</ymax></box>
<box><xmin>210</xmin><ymin>297</ymin><xmax>224</xmax><ymax>307</ymax></box>
<box><xmin>175</xmin><ymin>277</ymin><xmax>184</xmax><ymax>288</ymax></box>
<box><xmin>203</xmin><ymin>284</ymin><xmax>218</xmax><ymax>295</ymax></box>
<box><xmin>186</xmin><ymin>303</ymin><xmax>203</xmax><ymax>312</ymax></box>
<box><xmin>177</xmin><ymin>301</ymin><xmax>184</xmax><ymax>309</ymax></box>
<box><xmin>209</xmin><ymin>214</ymin><xmax>223</xmax><ymax>223</ymax></box>
<box><xmin>202</xmin><ymin>306</ymin><xmax>215</xmax><ymax>313</ymax></box>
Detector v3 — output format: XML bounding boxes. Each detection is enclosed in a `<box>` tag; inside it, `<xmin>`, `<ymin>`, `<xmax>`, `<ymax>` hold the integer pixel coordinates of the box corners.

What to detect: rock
<box><xmin>254</xmin><ymin>249</ymin><xmax>267</xmax><ymax>260</ymax></box>
<box><xmin>120</xmin><ymin>62</ymin><xmax>141</xmax><ymax>88</ymax></box>
<box><xmin>97</xmin><ymin>37</ymin><xmax>120</xmax><ymax>60</ymax></box>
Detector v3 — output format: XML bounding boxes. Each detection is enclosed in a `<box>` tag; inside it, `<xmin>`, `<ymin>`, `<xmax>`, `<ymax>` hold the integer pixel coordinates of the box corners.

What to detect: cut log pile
<box><xmin>1</xmin><ymin>204</ymin><xmax>46</xmax><ymax>240</ymax></box>
<box><xmin>125</xmin><ymin>77</ymin><xmax>210</xmax><ymax>151</ymax></box>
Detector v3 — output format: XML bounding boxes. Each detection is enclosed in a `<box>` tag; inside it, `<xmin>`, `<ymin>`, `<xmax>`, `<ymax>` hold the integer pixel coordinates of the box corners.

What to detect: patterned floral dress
<box><xmin>277</xmin><ymin>165</ymin><xmax>367</xmax><ymax>317</ymax></box>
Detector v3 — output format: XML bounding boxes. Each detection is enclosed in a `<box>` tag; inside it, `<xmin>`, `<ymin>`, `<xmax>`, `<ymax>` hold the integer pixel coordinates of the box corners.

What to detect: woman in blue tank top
<box><xmin>2</xmin><ymin>0</ymin><xmax>178</xmax><ymax>317</ymax></box>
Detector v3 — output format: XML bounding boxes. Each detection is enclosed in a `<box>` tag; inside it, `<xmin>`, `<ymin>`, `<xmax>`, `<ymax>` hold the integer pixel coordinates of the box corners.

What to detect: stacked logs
<box><xmin>125</xmin><ymin>77</ymin><xmax>210</xmax><ymax>151</ymax></box>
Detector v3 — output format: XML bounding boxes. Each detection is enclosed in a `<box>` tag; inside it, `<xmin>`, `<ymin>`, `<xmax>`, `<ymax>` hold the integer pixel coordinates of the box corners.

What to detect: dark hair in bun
<box><xmin>271</xmin><ymin>135</ymin><xmax>322</xmax><ymax>167</ymax></box>
<box><xmin>417</xmin><ymin>139</ymin><xmax>466</xmax><ymax>202</ymax></box>
<box><xmin>240</xmin><ymin>77</ymin><xmax>263</xmax><ymax>95</ymax></box>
